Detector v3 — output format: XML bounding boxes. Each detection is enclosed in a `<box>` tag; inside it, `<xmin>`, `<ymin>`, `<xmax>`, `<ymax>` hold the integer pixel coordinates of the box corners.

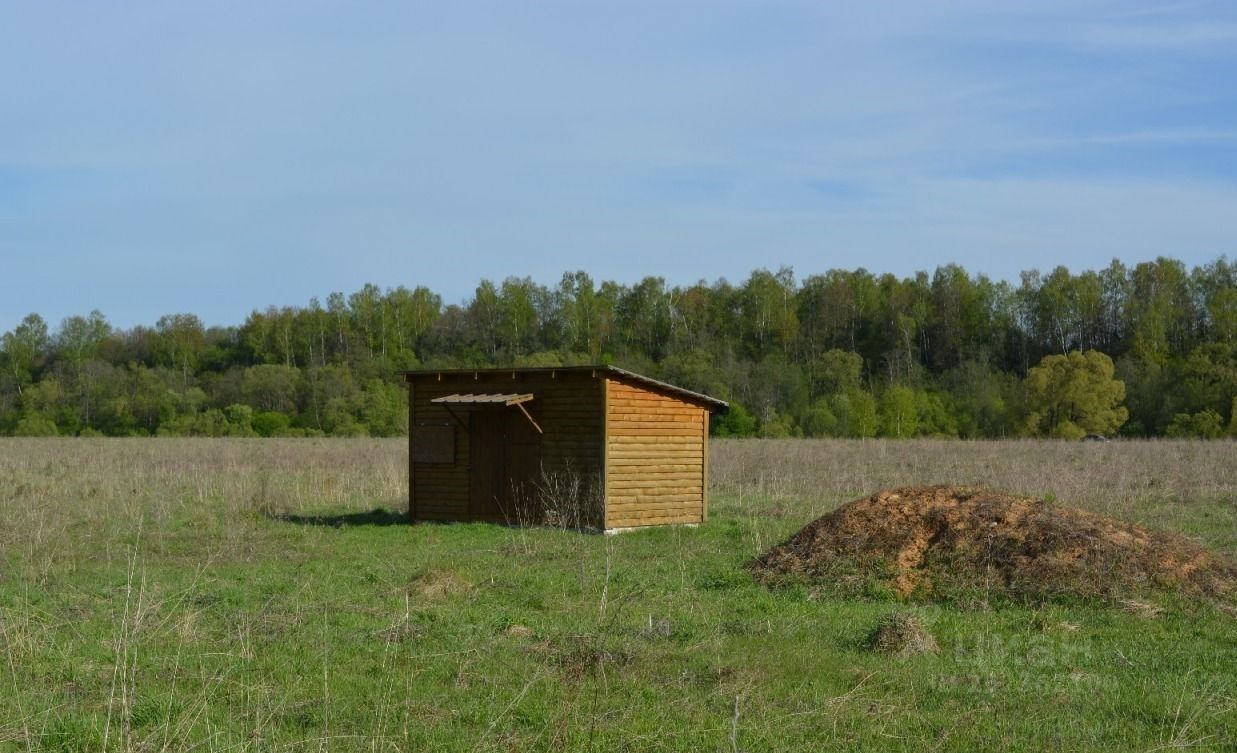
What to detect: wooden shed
<box><xmin>404</xmin><ymin>366</ymin><xmax>728</xmax><ymax>531</ymax></box>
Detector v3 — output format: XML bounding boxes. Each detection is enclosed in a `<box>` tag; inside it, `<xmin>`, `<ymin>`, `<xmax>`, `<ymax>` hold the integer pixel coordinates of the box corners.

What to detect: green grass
<box><xmin>1</xmin><ymin>438</ymin><xmax>1235</xmax><ymax>751</ymax></box>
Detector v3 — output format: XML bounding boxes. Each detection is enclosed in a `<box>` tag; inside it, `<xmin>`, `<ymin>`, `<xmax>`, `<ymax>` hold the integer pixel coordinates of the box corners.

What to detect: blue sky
<box><xmin>2</xmin><ymin>0</ymin><xmax>1236</xmax><ymax>331</ymax></box>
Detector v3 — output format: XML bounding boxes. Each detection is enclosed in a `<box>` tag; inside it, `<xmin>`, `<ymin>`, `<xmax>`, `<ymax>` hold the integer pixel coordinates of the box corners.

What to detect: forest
<box><xmin>1</xmin><ymin>256</ymin><xmax>1234</xmax><ymax>439</ymax></box>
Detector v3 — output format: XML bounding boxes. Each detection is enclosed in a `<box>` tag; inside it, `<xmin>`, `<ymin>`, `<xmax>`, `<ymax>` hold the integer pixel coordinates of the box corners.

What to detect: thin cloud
<box><xmin>1078</xmin><ymin>128</ymin><xmax>1237</xmax><ymax>145</ymax></box>
<box><xmin>1081</xmin><ymin>21</ymin><xmax>1237</xmax><ymax>49</ymax></box>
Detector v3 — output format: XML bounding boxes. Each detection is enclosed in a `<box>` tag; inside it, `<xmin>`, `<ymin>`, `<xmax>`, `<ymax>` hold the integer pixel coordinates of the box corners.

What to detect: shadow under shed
<box><xmin>272</xmin><ymin>508</ymin><xmax>409</xmax><ymax>527</ymax></box>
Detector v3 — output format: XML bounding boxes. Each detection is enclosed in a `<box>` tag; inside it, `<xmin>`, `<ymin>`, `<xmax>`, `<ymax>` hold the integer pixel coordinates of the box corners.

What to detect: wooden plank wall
<box><xmin>604</xmin><ymin>379</ymin><xmax>707</xmax><ymax>528</ymax></box>
<box><xmin>409</xmin><ymin>372</ymin><xmax>605</xmax><ymax>524</ymax></box>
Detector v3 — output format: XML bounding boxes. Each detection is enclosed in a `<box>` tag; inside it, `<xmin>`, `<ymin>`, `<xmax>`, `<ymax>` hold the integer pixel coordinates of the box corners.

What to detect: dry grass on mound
<box><xmin>750</xmin><ymin>485</ymin><xmax>1237</xmax><ymax>604</ymax></box>
<box><xmin>865</xmin><ymin>613</ymin><xmax>939</xmax><ymax>656</ymax></box>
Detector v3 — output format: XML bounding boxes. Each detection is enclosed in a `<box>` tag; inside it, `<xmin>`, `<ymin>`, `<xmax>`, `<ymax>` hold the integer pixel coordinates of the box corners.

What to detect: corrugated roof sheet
<box><xmin>430</xmin><ymin>393</ymin><xmax>534</xmax><ymax>406</ymax></box>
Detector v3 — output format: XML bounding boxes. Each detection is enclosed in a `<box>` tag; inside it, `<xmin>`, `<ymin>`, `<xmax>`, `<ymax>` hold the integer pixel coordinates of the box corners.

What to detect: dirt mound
<box><xmin>751</xmin><ymin>486</ymin><xmax>1236</xmax><ymax>603</ymax></box>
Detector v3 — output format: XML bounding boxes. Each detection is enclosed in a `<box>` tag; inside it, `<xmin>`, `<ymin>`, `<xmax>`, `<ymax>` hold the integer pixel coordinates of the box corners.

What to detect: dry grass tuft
<box><xmin>503</xmin><ymin>624</ymin><xmax>536</xmax><ymax>638</ymax></box>
<box><xmin>412</xmin><ymin>568</ymin><xmax>474</xmax><ymax>600</ymax></box>
<box><xmin>1118</xmin><ymin>599</ymin><xmax>1166</xmax><ymax>619</ymax></box>
<box><xmin>865</xmin><ymin>613</ymin><xmax>939</xmax><ymax>656</ymax></box>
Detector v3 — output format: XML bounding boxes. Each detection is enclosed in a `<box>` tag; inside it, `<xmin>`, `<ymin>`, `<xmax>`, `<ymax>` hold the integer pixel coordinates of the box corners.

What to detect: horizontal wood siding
<box><xmin>409</xmin><ymin>371</ymin><xmax>604</xmax><ymax>524</ymax></box>
<box><xmin>604</xmin><ymin>380</ymin><xmax>706</xmax><ymax>529</ymax></box>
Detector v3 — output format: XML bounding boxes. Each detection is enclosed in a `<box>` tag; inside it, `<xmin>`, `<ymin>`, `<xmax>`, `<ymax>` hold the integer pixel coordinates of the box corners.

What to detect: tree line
<box><xmin>1</xmin><ymin>256</ymin><xmax>1234</xmax><ymax>439</ymax></box>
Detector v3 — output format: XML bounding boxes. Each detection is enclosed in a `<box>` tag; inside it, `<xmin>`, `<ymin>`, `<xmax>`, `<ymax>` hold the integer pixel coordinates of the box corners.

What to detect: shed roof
<box><xmin>402</xmin><ymin>365</ymin><xmax>729</xmax><ymax>413</ymax></box>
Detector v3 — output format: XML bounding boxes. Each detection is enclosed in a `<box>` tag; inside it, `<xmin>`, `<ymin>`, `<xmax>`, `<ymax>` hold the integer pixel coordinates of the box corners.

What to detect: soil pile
<box><xmin>751</xmin><ymin>486</ymin><xmax>1236</xmax><ymax>603</ymax></box>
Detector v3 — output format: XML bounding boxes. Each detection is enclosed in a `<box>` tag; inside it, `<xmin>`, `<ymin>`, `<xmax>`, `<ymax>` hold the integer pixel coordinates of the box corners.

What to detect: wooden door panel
<box><xmin>468</xmin><ymin>412</ymin><xmax>503</xmax><ymax>519</ymax></box>
<box><xmin>469</xmin><ymin>409</ymin><xmax>543</xmax><ymax>522</ymax></box>
<box><xmin>504</xmin><ymin>413</ymin><xmax>542</xmax><ymax>523</ymax></box>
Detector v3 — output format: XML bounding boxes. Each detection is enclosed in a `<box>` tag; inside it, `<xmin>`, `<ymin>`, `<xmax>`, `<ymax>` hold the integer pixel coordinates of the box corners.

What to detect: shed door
<box><xmin>468</xmin><ymin>410</ymin><xmax>542</xmax><ymax>522</ymax></box>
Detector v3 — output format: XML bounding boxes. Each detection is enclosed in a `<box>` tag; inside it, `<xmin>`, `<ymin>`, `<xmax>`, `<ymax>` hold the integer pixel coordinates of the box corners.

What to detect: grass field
<box><xmin>1</xmin><ymin>438</ymin><xmax>1234</xmax><ymax>752</ymax></box>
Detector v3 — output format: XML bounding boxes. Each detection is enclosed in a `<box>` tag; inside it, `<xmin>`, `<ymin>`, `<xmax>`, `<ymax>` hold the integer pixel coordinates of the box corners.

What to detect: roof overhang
<box><xmin>428</xmin><ymin>392</ymin><xmax>543</xmax><ymax>433</ymax></box>
<box><xmin>430</xmin><ymin>393</ymin><xmax>534</xmax><ymax>407</ymax></box>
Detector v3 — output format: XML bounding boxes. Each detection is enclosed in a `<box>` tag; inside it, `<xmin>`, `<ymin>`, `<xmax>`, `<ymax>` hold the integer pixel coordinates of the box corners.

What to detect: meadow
<box><xmin>0</xmin><ymin>438</ymin><xmax>1234</xmax><ymax>752</ymax></box>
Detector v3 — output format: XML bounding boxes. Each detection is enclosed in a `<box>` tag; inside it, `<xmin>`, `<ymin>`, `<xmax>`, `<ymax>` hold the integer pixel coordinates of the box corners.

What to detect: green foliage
<box><xmin>14</xmin><ymin>413</ymin><xmax>58</xmax><ymax>436</ymax></box>
<box><xmin>1165</xmin><ymin>410</ymin><xmax>1226</xmax><ymax>439</ymax></box>
<box><xmin>358</xmin><ymin>379</ymin><xmax>407</xmax><ymax>436</ymax></box>
<box><xmin>800</xmin><ymin>398</ymin><xmax>838</xmax><ymax>437</ymax></box>
<box><xmin>1</xmin><ymin>257</ymin><xmax>1233</xmax><ymax>438</ymax></box>
<box><xmin>1021</xmin><ymin>351</ymin><xmax>1129</xmax><ymax>439</ymax></box>
<box><xmin>739</xmin><ymin>267</ymin><xmax>798</xmax><ymax>358</ymax></box>
<box><xmin>832</xmin><ymin>389</ymin><xmax>878</xmax><ymax>439</ymax></box>
<box><xmin>242</xmin><ymin>364</ymin><xmax>300</xmax><ymax>413</ymax></box>
<box><xmin>154</xmin><ymin>313</ymin><xmax>205</xmax><ymax>381</ymax></box>
<box><xmin>807</xmin><ymin>348</ymin><xmax>863</xmax><ymax>396</ymax></box>
<box><xmin>757</xmin><ymin>411</ymin><xmax>798</xmax><ymax>438</ymax></box>
<box><xmin>1180</xmin><ymin>343</ymin><xmax>1237</xmax><ymax>423</ymax></box>
<box><xmin>1</xmin><ymin>313</ymin><xmax>49</xmax><ymax>396</ymax></box>
<box><xmin>748</xmin><ymin>356</ymin><xmax>809</xmax><ymax>424</ymax></box>
<box><xmin>943</xmin><ymin>360</ymin><xmax>1017</xmax><ymax>437</ymax></box>
<box><xmin>712</xmin><ymin>403</ymin><xmax>757</xmax><ymax>437</ymax></box>
<box><xmin>55</xmin><ymin>310</ymin><xmax>110</xmax><ymax>368</ymax></box>
<box><xmin>878</xmin><ymin>385</ymin><xmax>919</xmax><ymax>438</ymax></box>
<box><xmin>224</xmin><ymin>404</ymin><xmax>257</xmax><ymax>436</ymax></box>
<box><xmin>324</xmin><ymin>397</ymin><xmax>370</xmax><ymax>436</ymax></box>
<box><xmin>915</xmin><ymin>390</ymin><xmax>960</xmax><ymax>438</ymax></box>
<box><xmin>659</xmin><ymin>348</ymin><xmax>731</xmax><ymax>400</ymax></box>
<box><xmin>252</xmin><ymin>411</ymin><xmax>291</xmax><ymax>437</ymax></box>
<box><xmin>1115</xmin><ymin>355</ymin><xmax>1174</xmax><ymax>436</ymax></box>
